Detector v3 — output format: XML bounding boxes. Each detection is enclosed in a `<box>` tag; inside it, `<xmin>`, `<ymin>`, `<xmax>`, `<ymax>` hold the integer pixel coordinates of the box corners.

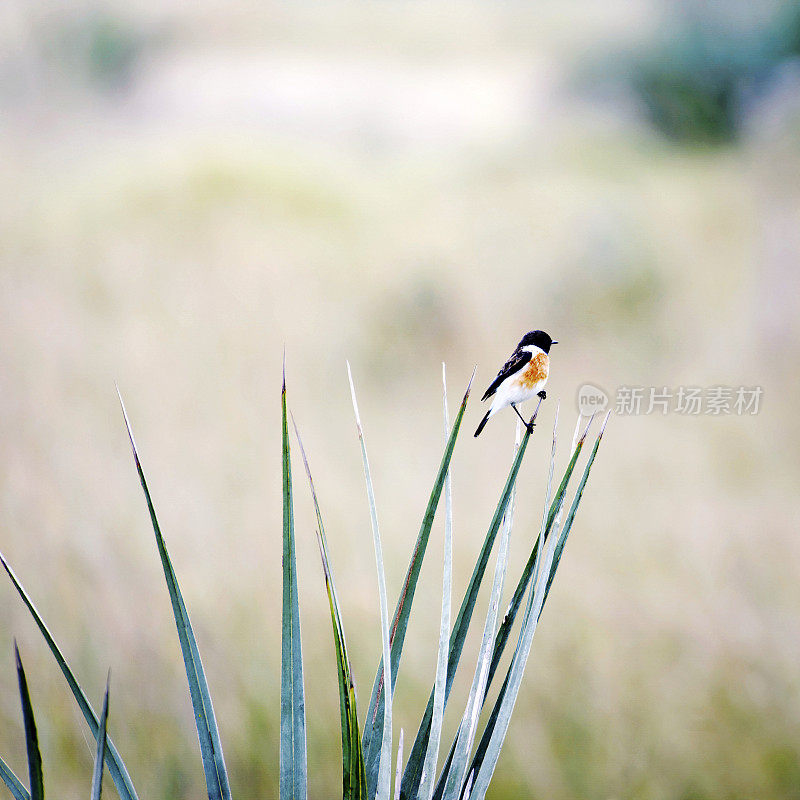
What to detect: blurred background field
<box><xmin>1</xmin><ymin>1</ymin><xmax>799</xmax><ymax>798</ymax></box>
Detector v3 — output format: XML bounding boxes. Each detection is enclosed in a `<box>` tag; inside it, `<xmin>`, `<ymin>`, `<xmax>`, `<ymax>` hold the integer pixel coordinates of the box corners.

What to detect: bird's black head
<box><xmin>519</xmin><ymin>330</ymin><xmax>557</xmax><ymax>354</ymax></box>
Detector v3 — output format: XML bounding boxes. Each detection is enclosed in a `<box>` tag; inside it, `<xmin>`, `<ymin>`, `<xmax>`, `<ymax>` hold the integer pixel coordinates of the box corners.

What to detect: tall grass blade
<box><xmin>468</xmin><ymin>415</ymin><xmax>608</xmax><ymax>799</ymax></box>
<box><xmin>362</xmin><ymin>369</ymin><xmax>475</xmax><ymax>799</ymax></box>
<box><xmin>0</xmin><ymin>554</ymin><xmax>138</xmax><ymax>800</ymax></box>
<box><xmin>117</xmin><ymin>390</ymin><xmax>231</xmax><ymax>800</ymax></box>
<box><xmin>441</xmin><ymin>419</ymin><xmax>524</xmax><ymax>800</ymax></box>
<box><xmin>90</xmin><ymin>674</ymin><xmax>111</xmax><ymax>800</ymax></box>
<box><xmin>0</xmin><ymin>755</ymin><xmax>29</xmax><ymax>800</ymax></box>
<box><xmin>400</xmin><ymin>397</ymin><xmax>543</xmax><ymax>800</ymax></box>
<box><xmin>348</xmin><ymin>363</ymin><xmax>393</xmax><ymax>800</ymax></box>
<box><xmin>418</xmin><ymin>365</ymin><xmax>455</xmax><ymax>800</ymax></box>
<box><xmin>292</xmin><ymin>416</ymin><xmax>366</xmax><ymax>799</ymax></box>
<box><xmin>14</xmin><ymin>644</ymin><xmax>43</xmax><ymax>800</ymax></box>
<box><xmin>279</xmin><ymin>367</ymin><xmax>307</xmax><ymax>800</ymax></box>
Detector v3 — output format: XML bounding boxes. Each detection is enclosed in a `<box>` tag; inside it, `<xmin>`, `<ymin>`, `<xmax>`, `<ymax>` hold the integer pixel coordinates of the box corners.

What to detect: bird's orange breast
<box><xmin>518</xmin><ymin>353</ymin><xmax>549</xmax><ymax>388</ymax></box>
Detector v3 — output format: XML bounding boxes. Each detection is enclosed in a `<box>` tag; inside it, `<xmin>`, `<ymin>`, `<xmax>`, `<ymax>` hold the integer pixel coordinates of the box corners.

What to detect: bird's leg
<box><xmin>511</xmin><ymin>403</ymin><xmax>535</xmax><ymax>434</ymax></box>
<box><xmin>537</xmin><ymin>390</ymin><xmax>547</xmax><ymax>400</ymax></box>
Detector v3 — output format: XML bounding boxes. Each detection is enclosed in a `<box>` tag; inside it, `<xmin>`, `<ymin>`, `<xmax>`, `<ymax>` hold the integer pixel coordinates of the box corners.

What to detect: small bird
<box><xmin>474</xmin><ymin>330</ymin><xmax>557</xmax><ymax>437</ymax></box>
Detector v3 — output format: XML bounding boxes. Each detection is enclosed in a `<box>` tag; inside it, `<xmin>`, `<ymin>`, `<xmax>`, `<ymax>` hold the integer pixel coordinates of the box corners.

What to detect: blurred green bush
<box><xmin>626</xmin><ymin>2</ymin><xmax>800</xmax><ymax>143</ymax></box>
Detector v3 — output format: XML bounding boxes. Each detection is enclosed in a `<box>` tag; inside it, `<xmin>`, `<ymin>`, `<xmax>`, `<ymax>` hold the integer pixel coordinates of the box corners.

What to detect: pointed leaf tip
<box><xmin>125</xmin><ymin>409</ymin><xmax>231</xmax><ymax>799</ymax></box>
<box><xmin>91</xmin><ymin>672</ymin><xmax>111</xmax><ymax>800</ymax></box>
<box><xmin>346</xmin><ymin>361</ymin><xmax>364</xmax><ymax>434</ymax></box>
<box><xmin>281</xmin><ymin>355</ymin><xmax>307</xmax><ymax>800</ymax></box>
<box><xmin>290</xmin><ymin>415</ymin><xmax>318</xmax><ymax>501</ymax></box>
<box><xmin>115</xmin><ymin>387</ymin><xmax>139</xmax><ymax>454</ymax></box>
<box><xmin>465</xmin><ymin>365</ymin><xmax>477</xmax><ymax>396</ymax></box>
<box><xmin>15</xmin><ymin>642</ymin><xmax>44</xmax><ymax>800</ymax></box>
<box><xmin>599</xmin><ymin>410</ymin><xmax>611</xmax><ymax>437</ymax></box>
<box><xmin>578</xmin><ymin>412</ymin><xmax>596</xmax><ymax>445</ymax></box>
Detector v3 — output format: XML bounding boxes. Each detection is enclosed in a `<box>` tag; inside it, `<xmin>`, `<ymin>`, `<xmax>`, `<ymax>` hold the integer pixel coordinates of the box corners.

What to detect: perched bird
<box><xmin>474</xmin><ymin>330</ymin><xmax>557</xmax><ymax>437</ymax></box>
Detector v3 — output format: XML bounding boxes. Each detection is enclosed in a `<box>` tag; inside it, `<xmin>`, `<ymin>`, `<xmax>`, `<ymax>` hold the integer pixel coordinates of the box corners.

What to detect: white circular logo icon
<box><xmin>577</xmin><ymin>383</ymin><xmax>609</xmax><ymax>416</ymax></box>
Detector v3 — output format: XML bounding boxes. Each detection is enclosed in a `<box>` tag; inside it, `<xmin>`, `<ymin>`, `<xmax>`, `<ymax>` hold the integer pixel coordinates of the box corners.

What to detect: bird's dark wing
<box><xmin>481</xmin><ymin>349</ymin><xmax>531</xmax><ymax>401</ymax></box>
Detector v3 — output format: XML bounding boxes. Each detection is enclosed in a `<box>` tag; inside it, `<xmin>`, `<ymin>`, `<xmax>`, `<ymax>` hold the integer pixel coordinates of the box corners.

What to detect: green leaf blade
<box><xmin>118</xmin><ymin>391</ymin><xmax>231</xmax><ymax>800</ymax></box>
<box><xmin>14</xmin><ymin>644</ymin><xmax>43</xmax><ymax>800</ymax></box>
<box><xmin>293</xmin><ymin>416</ymin><xmax>365</xmax><ymax>799</ymax></box>
<box><xmin>280</xmin><ymin>370</ymin><xmax>307</xmax><ymax>800</ymax></box>
<box><xmin>418</xmin><ymin>365</ymin><xmax>456</xmax><ymax>800</ymax></box>
<box><xmin>0</xmin><ymin>755</ymin><xmax>30</xmax><ymax>800</ymax></box>
<box><xmin>348</xmin><ymin>364</ymin><xmax>393</xmax><ymax>800</ymax></box>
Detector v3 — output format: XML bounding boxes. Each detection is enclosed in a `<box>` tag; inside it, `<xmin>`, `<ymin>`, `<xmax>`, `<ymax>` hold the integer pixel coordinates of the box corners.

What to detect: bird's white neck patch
<box><xmin>522</xmin><ymin>344</ymin><xmax>545</xmax><ymax>356</ymax></box>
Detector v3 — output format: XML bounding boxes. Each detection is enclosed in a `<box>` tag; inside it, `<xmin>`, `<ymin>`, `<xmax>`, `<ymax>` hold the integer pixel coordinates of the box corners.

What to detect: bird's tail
<box><xmin>474</xmin><ymin>409</ymin><xmax>491</xmax><ymax>437</ymax></box>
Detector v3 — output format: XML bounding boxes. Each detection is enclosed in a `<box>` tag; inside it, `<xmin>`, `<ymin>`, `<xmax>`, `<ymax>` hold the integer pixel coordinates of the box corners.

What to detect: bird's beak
<box><xmin>552</xmin><ymin>340</ymin><xmax>558</xmax><ymax>345</ymax></box>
